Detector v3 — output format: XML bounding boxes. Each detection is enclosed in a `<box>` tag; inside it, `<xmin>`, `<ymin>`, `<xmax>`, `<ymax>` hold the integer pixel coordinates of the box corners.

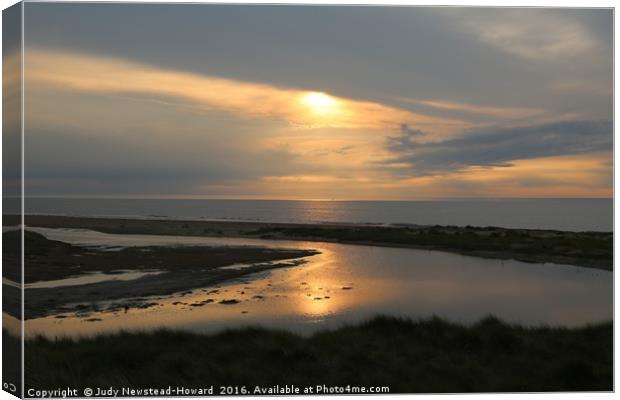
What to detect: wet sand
<box><xmin>3</xmin><ymin>230</ymin><xmax>317</xmax><ymax>319</ymax></box>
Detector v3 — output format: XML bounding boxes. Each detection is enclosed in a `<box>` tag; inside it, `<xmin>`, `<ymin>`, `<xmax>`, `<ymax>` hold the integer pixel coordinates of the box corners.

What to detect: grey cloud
<box><xmin>24</xmin><ymin>127</ymin><xmax>300</xmax><ymax>196</ymax></box>
<box><xmin>387</xmin><ymin>124</ymin><xmax>426</xmax><ymax>153</ymax></box>
<box><xmin>435</xmin><ymin>9</ymin><xmax>609</xmax><ymax>62</ymax></box>
<box><xmin>383</xmin><ymin>120</ymin><xmax>612</xmax><ymax>176</ymax></box>
<box><xmin>16</xmin><ymin>4</ymin><xmax>613</xmax><ymax>198</ymax></box>
<box><xmin>23</xmin><ymin>4</ymin><xmax>613</xmax><ymax>121</ymax></box>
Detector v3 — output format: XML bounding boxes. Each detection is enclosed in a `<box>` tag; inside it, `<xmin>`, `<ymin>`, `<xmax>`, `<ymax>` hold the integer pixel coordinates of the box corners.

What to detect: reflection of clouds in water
<box><xmin>23</xmin><ymin>228</ymin><xmax>612</xmax><ymax>339</ymax></box>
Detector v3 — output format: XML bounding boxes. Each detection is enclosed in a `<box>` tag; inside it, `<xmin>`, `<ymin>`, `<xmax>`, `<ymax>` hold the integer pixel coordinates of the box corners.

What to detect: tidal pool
<box><xmin>14</xmin><ymin>227</ymin><xmax>613</xmax><ymax>338</ymax></box>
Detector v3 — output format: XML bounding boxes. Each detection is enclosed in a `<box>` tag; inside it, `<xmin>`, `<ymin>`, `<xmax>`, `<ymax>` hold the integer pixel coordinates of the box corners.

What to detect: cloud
<box><xmin>410</xmin><ymin>153</ymin><xmax>611</xmax><ymax>198</ymax></box>
<box><xmin>3</xmin><ymin>50</ymin><xmax>22</xmax><ymax>185</ymax></box>
<box><xmin>479</xmin><ymin>11</ymin><xmax>597</xmax><ymax>60</ymax></box>
<box><xmin>550</xmin><ymin>80</ymin><xmax>612</xmax><ymax>97</ymax></box>
<box><xmin>25</xmin><ymin>47</ymin><xmax>465</xmax><ymax>133</ymax></box>
<box><xmin>18</xmin><ymin>6</ymin><xmax>613</xmax><ymax>200</ymax></box>
<box><xmin>23</xmin><ymin>116</ymin><xmax>307</xmax><ymax>196</ymax></box>
<box><xmin>440</xmin><ymin>9</ymin><xmax>601</xmax><ymax>62</ymax></box>
<box><xmin>383</xmin><ymin>120</ymin><xmax>612</xmax><ymax>176</ymax></box>
<box><xmin>386</xmin><ymin>124</ymin><xmax>426</xmax><ymax>153</ymax></box>
<box><xmin>411</xmin><ymin>99</ymin><xmax>544</xmax><ymax>120</ymax></box>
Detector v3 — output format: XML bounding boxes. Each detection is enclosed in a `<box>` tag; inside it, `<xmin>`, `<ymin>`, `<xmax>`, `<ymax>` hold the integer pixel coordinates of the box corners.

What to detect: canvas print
<box><xmin>2</xmin><ymin>2</ymin><xmax>614</xmax><ymax>397</ymax></box>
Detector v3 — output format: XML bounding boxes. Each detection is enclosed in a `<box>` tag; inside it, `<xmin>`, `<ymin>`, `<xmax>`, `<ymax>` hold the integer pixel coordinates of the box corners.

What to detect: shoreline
<box><xmin>4</xmin><ymin>214</ymin><xmax>613</xmax><ymax>271</ymax></box>
<box><xmin>3</xmin><ymin>216</ymin><xmax>613</xmax><ymax>392</ymax></box>
<box><xmin>3</xmin><ymin>229</ymin><xmax>318</xmax><ymax>319</ymax></box>
<box><xmin>8</xmin><ymin>211</ymin><xmax>615</xmax><ymax>232</ymax></box>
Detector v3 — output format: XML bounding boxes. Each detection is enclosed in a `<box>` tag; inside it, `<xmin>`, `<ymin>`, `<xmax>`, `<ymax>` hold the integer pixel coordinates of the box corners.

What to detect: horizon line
<box><xmin>11</xmin><ymin>195</ymin><xmax>614</xmax><ymax>202</ymax></box>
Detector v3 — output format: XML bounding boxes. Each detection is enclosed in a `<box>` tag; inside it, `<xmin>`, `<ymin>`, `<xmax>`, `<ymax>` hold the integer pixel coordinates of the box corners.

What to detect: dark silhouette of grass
<box><xmin>15</xmin><ymin>316</ymin><xmax>612</xmax><ymax>393</ymax></box>
<box><xmin>6</xmin><ymin>215</ymin><xmax>612</xmax><ymax>270</ymax></box>
<box><xmin>250</xmin><ymin>225</ymin><xmax>612</xmax><ymax>270</ymax></box>
<box><xmin>2</xmin><ymin>329</ymin><xmax>21</xmax><ymax>397</ymax></box>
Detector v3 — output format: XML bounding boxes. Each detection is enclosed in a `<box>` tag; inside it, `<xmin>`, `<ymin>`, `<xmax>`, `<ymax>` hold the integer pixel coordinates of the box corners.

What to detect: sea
<box><xmin>20</xmin><ymin>197</ymin><xmax>613</xmax><ymax>232</ymax></box>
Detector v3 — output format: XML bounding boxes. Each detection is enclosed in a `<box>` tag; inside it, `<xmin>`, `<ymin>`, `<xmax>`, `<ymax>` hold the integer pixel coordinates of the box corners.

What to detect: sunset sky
<box><xmin>20</xmin><ymin>4</ymin><xmax>613</xmax><ymax>199</ymax></box>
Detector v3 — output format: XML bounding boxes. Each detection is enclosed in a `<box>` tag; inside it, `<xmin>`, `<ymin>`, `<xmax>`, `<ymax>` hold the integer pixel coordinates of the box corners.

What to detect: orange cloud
<box><xmin>26</xmin><ymin>48</ymin><xmax>466</xmax><ymax>133</ymax></box>
<box><xmin>396</xmin><ymin>152</ymin><xmax>612</xmax><ymax>198</ymax></box>
<box><xmin>252</xmin><ymin>152</ymin><xmax>611</xmax><ymax>200</ymax></box>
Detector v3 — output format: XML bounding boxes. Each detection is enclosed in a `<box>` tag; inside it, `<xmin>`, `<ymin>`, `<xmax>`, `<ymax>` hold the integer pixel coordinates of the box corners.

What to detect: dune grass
<box><xmin>250</xmin><ymin>225</ymin><xmax>613</xmax><ymax>270</ymax></box>
<box><xmin>15</xmin><ymin>316</ymin><xmax>613</xmax><ymax>393</ymax></box>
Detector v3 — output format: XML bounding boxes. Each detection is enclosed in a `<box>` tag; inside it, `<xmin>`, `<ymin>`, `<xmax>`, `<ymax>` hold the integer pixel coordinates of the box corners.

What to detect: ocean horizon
<box><xmin>15</xmin><ymin>197</ymin><xmax>613</xmax><ymax>232</ymax></box>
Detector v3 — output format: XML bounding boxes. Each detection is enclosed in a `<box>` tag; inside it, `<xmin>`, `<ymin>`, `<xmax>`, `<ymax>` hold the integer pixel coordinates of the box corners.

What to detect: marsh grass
<box><xmin>15</xmin><ymin>316</ymin><xmax>612</xmax><ymax>393</ymax></box>
<box><xmin>251</xmin><ymin>225</ymin><xmax>612</xmax><ymax>270</ymax></box>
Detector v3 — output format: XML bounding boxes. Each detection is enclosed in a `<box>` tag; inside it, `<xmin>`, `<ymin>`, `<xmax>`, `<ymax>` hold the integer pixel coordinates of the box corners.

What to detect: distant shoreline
<box><xmin>15</xmin><ymin>196</ymin><xmax>614</xmax><ymax>232</ymax></box>
<box><xmin>4</xmin><ymin>214</ymin><xmax>613</xmax><ymax>271</ymax></box>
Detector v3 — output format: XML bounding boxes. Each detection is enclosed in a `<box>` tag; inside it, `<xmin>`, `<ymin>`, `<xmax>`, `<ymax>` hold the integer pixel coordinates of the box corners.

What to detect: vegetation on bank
<box><xmin>6</xmin><ymin>214</ymin><xmax>613</xmax><ymax>270</ymax></box>
<box><xmin>250</xmin><ymin>225</ymin><xmax>613</xmax><ymax>270</ymax></box>
<box><xmin>19</xmin><ymin>316</ymin><xmax>612</xmax><ymax>393</ymax></box>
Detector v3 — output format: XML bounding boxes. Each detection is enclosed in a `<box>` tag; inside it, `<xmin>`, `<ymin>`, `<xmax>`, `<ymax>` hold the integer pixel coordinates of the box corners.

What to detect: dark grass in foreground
<box><xmin>19</xmin><ymin>316</ymin><xmax>612</xmax><ymax>393</ymax></box>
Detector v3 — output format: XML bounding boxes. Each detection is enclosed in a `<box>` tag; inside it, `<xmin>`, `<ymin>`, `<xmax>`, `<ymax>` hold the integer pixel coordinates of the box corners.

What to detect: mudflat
<box><xmin>3</xmin><ymin>230</ymin><xmax>317</xmax><ymax>319</ymax></box>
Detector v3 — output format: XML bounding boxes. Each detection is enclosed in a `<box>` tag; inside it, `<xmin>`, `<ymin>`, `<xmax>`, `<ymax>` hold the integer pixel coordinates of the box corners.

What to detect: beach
<box><xmin>4</xmin><ymin>229</ymin><xmax>317</xmax><ymax>319</ymax></box>
<box><xmin>1</xmin><ymin>212</ymin><xmax>612</xmax><ymax>393</ymax></box>
<box><xmin>2</xmin><ymin>214</ymin><xmax>613</xmax><ymax>392</ymax></box>
<box><xmin>1</xmin><ymin>213</ymin><xmax>612</xmax><ymax>330</ymax></box>
<box><xmin>6</xmin><ymin>214</ymin><xmax>613</xmax><ymax>270</ymax></box>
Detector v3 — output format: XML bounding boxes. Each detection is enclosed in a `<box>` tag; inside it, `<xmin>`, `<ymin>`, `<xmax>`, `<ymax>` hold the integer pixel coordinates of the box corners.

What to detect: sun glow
<box><xmin>302</xmin><ymin>92</ymin><xmax>338</xmax><ymax>113</ymax></box>
<box><xmin>27</xmin><ymin>48</ymin><xmax>468</xmax><ymax>131</ymax></box>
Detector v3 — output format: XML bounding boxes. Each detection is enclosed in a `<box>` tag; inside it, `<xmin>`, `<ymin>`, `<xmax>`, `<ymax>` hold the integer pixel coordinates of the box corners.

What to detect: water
<box><xmin>23</xmin><ymin>270</ymin><xmax>165</xmax><ymax>289</ymax></box>
<box><xmin>15</xmin><ymin>228</ymin><xmax>612</xmax><ymax>339</ymax></box>
<box><xmin>23</xmin><ymin>197</ymin><xmax>612</xmax><ymax>232</ymax></box>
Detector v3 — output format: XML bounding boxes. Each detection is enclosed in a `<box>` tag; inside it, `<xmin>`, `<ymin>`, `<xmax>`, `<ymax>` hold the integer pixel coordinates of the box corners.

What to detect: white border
<box><xmin>0</xmin><ymin>2</ymin><xmax>616</xmax><ymax>400</ymax></box>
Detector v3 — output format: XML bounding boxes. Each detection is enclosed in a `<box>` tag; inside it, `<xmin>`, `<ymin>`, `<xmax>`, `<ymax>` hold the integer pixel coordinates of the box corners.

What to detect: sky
<box><xmin>16</xmin><ymin>3</ymin><xmax>613</xmax><ymax>199</ymax></box>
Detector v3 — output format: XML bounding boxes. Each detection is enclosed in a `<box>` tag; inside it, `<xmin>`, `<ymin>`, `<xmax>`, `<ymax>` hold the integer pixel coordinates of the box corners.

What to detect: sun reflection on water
<box><xmin>18</xmin><ymin>229</ymin><xmax>613</xmax><ymax>339</ymax></box>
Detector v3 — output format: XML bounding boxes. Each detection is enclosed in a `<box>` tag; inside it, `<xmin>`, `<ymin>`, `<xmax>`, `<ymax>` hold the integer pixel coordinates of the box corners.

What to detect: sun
<box><xmin>302</xmin><ymin>92</ymin><xmax>338</xmax><ymax>113</ymax></box>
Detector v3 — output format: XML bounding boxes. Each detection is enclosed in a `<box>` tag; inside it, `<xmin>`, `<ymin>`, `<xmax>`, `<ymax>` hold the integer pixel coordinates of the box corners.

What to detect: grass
<box><xmin>3</xmin><ymin>328</ymin><xmax>22</xmax><ymax>397</ymax></box>
<box><xmin>250</xmin><ymin>225</ymin><xmax>613</xmax><ymax>270</ymax></box>
<box><xmin>15</xmin><ymin>316</ymin><xmax>613</xmax><ymax>393</ymax></box>
<box><xmin>7</xmin><ymin>215</ymin><xmax>612</xmax><ymax>270</ymax></box>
